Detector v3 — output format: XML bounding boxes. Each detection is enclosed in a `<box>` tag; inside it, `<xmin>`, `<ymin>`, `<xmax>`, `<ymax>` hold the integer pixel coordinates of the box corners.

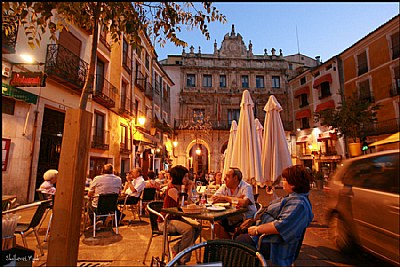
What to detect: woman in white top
<box><xmin>39</xmin><ymin>169</ymin><xmax>58</xmax><ymax>195</ymax></box>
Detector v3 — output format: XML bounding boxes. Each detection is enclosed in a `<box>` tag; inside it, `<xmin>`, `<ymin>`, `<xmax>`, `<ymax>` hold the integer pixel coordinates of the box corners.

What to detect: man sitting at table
<box><xmin>212</xmin><ymin>167</ymin><xmax>256</xmax><ymax>239</ymax></box>
<box><xmin>118</xmin><ymin>167</ymin><xmax>146</xmax><ymax>219</ymax></box>
<box><xmin>88</xmin><ymin>163</ymin><xmax>122</xmax><ymax>226</ymax></box>
<box><xmin>159</xmin><ymin>165</ymin><xmax>201</xmax><ymax>265</ymax></box>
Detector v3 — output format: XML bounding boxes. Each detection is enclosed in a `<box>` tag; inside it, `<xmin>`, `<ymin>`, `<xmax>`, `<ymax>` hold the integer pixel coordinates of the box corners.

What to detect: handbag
<box><xmin>233</xmin><ymin>205</ymin><xmax>269</xmax><ymax>238</ymax></box>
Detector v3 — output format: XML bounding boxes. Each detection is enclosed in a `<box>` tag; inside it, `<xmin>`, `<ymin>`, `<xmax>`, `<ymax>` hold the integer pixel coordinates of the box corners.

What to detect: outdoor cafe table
<box><xmin>161</xmin><ymin>206</ymin><xmax>247</xmax><ymax>262</ymax></box>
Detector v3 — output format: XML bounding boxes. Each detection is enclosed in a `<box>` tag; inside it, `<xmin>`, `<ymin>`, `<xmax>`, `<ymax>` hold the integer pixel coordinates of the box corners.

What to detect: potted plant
<box><xmin>315</xmin><ymin>92</ymin><xmax>380</xmax><ymax>157</ymax></box>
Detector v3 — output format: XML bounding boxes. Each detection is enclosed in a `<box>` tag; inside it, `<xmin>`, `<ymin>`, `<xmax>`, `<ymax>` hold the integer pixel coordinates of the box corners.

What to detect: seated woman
<box><xmin>159</xmin><ymin>165</ymin><xmax>201</xmax><ymax>265</ymax></box>
<box><xmin>235</xmin><ymin>165</ymin><xmax>314</xmax><ymax>267</ymax></box>
<box><xmin>208</xmin><ymin>171</ymin><xmax>223</xmax><ymax>190</ymax></box>
<box><xmin>145</xmin><ymin>171</ymin><xmax>161</xmax><ymax>190</ymax></box>
<box><xmin>39</xmin><ymin>169</ymin><xmax>58</xmax><ymax>196</ymax></box>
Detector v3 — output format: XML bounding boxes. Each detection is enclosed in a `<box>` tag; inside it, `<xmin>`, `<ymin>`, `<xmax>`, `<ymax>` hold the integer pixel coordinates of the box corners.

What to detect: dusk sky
<box><xmin>154</xmin><ymin>2</ymin><xmax>399</xmax><ymax>63</ymax></box>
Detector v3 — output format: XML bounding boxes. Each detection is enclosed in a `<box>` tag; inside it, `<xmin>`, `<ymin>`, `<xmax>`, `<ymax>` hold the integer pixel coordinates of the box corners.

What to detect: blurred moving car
<box><xmin>326</xmin><ymin>149</ymin><xmax>399</xmax><ymax>266</ymax></box>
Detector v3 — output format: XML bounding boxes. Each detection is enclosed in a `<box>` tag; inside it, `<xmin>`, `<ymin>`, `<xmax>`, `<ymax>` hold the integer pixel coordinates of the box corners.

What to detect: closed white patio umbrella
<box><xmin>261</xmin><ymin>95</ymin><xmax>292</xmax><ymax>189</ymax></box>
<box><xmin>231</xmin><ymin>90</ymin><xmax>263</xmax><ymax>192</ymax></box>
<box><xmin>255</xmin><ymin>118</ymin><xmax>264</xmax><ymax>154</ymax></box>
<box><xmin>223</xmin><ymin>120</ymin><xmax>237</xmax><ymax>179</ymax></box>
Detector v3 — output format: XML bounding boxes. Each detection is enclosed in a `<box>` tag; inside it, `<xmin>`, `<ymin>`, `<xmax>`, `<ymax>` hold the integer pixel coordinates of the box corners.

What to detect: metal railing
<box><xmin>91</xmin><ymin>127</ymin><xmax>110</xmax><ymax>150</ymax></box>
<box><xmin>93</xmin><ymin>74</ymin><xmax>118</xmax><ymax>108</ymax></box>
<box><xmin>135</xmin><ymin>71</ymin><xmax>146</xmax><ymax>91</ymax></box>
<box><xmin>120</xmin><ymin>138</ymin><xmax>132</xmax><ymax>153</ymax></box>
<box><xmin>45</xmin><ymin>44</ymin><xmax>89</xmax><ymax>90</ymax></box>
<box><xmin>145</xmin><ymin>81</ymin><xmax>153</xmax><ymax>100</ymax></box>
<box><xmin>119</xmin><ymin>94</ymin><xmax>135</xmax><ymax>117</ymax></box>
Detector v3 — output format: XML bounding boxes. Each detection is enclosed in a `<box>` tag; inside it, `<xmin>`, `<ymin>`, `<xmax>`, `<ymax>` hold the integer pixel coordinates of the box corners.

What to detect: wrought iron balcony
<box><xmin>144</xmin><ymin>81</ymin><xmax>153</xmax><ymax>100</ymax></box>
<box><xmin>153</xmin><ymin>80</ymin><xmax>161</xmax><ymax>95</ymax></box>
<box><xmin>120</xmin><ymin>138</ymin><xmax>132</xmax><ymax>153</ymax></box>
<box><xmin>45</xmin><ymin>44</ymin><xmax>88</xmax><ymax>91</ymax></box>
<box><xmin>122</xmin><ymin>53</ymin><xmax>131</xmax><ymax>73</ymax></box>
<box><xmin>93</xmin><ymin>74</ymin><xmax>117</xmax><ymax>108</ymax></box>
<box><xmin>2</xmin><ymin>15</ymin><xmax>18</xmax><ymax>54</ymax></box>
<box><xmin>119</xmin><ymin>94</ymin><xmax>135</xmax><ymax>118</ymax></box>
<box><xmin>135</xmin><ymin>71</ymin><xmax>146</xmax><ymax>91</ymax></box>
<box><xmin>91</xmin><ymin>127</ymin><xmax>110</xmax><ymax>150</ymax></box>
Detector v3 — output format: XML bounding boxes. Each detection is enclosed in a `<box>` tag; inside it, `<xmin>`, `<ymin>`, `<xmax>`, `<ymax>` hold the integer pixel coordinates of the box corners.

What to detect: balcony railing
<box><xmin>144</xmin><ymin>81</ymin><xmax>153</xmax><ymax>100</ymax></box>
<box><xmin>91</xmin><ymin>127</ymin><xmax>110</xmax><ymax>150</ymax></box>
<box><xmin>119</xmin><ymin>94</ymin><xmax>135</xmax><ymax>117</ymax></box>
<box><xmin>120</xmin><ymin>138</ymin><xmax>132</xmax><ymax>153</ymax></box>
<box><xmin>45</xmin><ymin>44</ymin><xmax>88</xmax><ymax>91</ymax></box>
<box><xmin>362</xmin><ymin>118</ymin><xmax>400</xmax><ymax>136</ymax></box>
<box><xmin>93</xmin><ymin>74</ymin><xmax>117</xmax><ymax>108</ymax></box>
<box><xmin>135</xmin><ymin>71</ymin><xmax>146</xmax><ymax>91</ymax></box>
<box><xmin>2</xmin><ymin>16</ymin><xmax>18</xmax><ymax>54</ymax></box>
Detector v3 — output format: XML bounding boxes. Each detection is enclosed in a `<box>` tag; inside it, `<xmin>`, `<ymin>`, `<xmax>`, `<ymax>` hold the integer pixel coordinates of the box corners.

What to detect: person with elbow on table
<box><xmin>159</xmin><ymin>165</ymin><xmax>201</xmax><ymax>265</ymax></box>
<box><xmin>212</xmin><ymin>167</ymin><xmax>256</xmax><ymax>239</ymax></box>
<box><xmin>235</xmin><ymin>165</ymin><xmax>314</xmax><ymax>267</ymax></box>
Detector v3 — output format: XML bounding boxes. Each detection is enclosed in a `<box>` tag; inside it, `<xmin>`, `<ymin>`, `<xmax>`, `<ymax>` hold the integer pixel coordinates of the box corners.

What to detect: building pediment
<box><xmin>219</xmin><ymin>25</ymin><xmax>248</xmax><ymax>58</ymax></box>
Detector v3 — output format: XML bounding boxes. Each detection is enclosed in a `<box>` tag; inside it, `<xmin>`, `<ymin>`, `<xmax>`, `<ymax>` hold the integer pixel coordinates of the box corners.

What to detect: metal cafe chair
<box><xmin>143</xmin><ymin>200</ymin><xmax>183</xmax><ymax>264</ymax></box>
<box><xmin>166</xmin><ymin>239</ymin><xmax>267</xmax><ymax>267</ymax></box>
<box><xmin>36</xmin><ymin>189</ymin><xmax>54</xmax><ymax>242</ymax></box>
<box><xmin>139</xmin><ymin>187</ymin><xmax>157</xmax><ymax>216</ymax></box>
<box><xmin>11</xmin><ymin>199</ymin><xmax>52</xmax><ymax>256</ymax></box>
<box><xmin>91</xmin><ymin>193</ymin><xmax>119</xmax><ymax>238</ymax></box>
<box><xmin>119</xmin><ymin>190</ymin><xmax>143</xmax><ymax>222</ymax></box>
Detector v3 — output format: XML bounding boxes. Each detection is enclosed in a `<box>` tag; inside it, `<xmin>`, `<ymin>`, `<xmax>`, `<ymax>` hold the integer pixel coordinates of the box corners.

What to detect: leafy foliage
<box><xmin>2</xmin><ymin>2</ymin><xmax>226</xmax><ymax>109</ymax></box>
<box><xmin>315</xmin><ymin>92</ymin><xmax>380</xmax><ymax>142</ymax></box>
<box><xmin>2</xmin><ymin>2</ymin><xmax>226</xmax><ymax>49</ymax></box>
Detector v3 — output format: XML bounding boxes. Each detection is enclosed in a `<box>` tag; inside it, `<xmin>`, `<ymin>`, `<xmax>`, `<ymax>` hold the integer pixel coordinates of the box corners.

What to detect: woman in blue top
<box><xmin>236</xmin><ymin>165</ymin><xmax>314</xmax><ymax>266</ymax></box>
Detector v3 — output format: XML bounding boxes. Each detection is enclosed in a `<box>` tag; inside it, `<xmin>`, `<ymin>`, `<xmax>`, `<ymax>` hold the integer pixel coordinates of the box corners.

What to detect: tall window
<box><xmin>359</xmin><ymin>80</ymin><xmax>372</xmax><ymax>103</ymax></box>
<box><xmin>391</xmin><ymin>32</ymin><xmax>399</xmax><ymax>60</ymax></box>
<box><xmin>357</xmin><ymin>51</ymin><xmax>368</xmax><ymax>76</ymax></box>
<box><xmin>121</xmin><ymin>81</ymin><xmax>128</xmax><ymax>110</ymax></box>
<box><xmin>96</xmin><ymin>59</ymin><xmax>105</xmax><ymax>93</ymax></box>
<box><xmin>94</xmin><ymin>111</ymin><xmax>105</xmax><ymax>145</ymax></box>
<box><xmin>145</xmin><ymin>51</ymin><xmax>150</xmax><ymax>70</ymax></box>
<box><xmin>299</xmin><ymin>94</ymin><xmax>308</xmax><ymax>107</ymax></box>
<box><xmin>228</xmin><ymin>109</ymin><xmax>240</xmax><ymax>125</ymax></box>
<box><xmin>187</xmin><ymin>74</ymin><xmax>196</xmax><ymax>87</ymax></box>
<box><xmin>203</xmin><ymin>75</ymin><xmax>212</xmax><ymax>87</ymax></box>
<box><xmin>319</xmin><ymin>82</ymin><xmax>331</xmax><ymax>99</ymax></box>
<box><xmin>220</xmin><ymin>75</ymin><xmax>226</xmax><ymax>87</ymax></box>
<box><xmin>120</xmin><ymin>124</ymin><xmax>130</xmax><ymax>150</ymax></box>
<box><xmin>301</xmin><ymin>117</ymin><xmax>310</xmax><ymax>129</ymax></box>
<box><xmin>122</xmin><ymin>39</ymin><xmax>129</xmax><ymax>69</ymax></box>
<box><xmin>256</xmin><ymin>76</ymin><xmax>265</xmax><ymax>88</ymax></box>
<box><xmin>241</xmin><ymin>75</ymin><xmax>249</xmax><ymax>88</ymax></box>
<box><xmin>300</xmin><ymin>77</ymin><xmax>306</xmax><ymax>85</ymax></box>
<box><xmin>272</xmin><ymin>76</ymin><xmax>280</xmax><ymax>88</ymax></box>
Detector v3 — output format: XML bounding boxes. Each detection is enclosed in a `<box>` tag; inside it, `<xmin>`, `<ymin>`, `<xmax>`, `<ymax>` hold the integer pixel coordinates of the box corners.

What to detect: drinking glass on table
<box><xmin>231</xmin><ymin>197</ymin><xmax>239</xmax><ymax>208</ymax></box>
<box><xmin>206</xmin><ymin>194</ymin><xmax>214</xmax><ymax>205</ymax></box>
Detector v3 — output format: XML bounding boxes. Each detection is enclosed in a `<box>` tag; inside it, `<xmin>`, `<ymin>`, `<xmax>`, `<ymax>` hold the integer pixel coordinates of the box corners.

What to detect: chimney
<box><xmin>315</xmin><ymin>56</ymin><xmax>321</xmax><ymax>65</ymax></box>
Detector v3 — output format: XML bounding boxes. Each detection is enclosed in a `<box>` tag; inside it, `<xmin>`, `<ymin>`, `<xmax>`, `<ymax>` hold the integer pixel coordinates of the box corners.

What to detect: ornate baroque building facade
<box><xmin>161</xmin><ymin>25</ymin><xmax>318</xmax><ymax>175</ymax></box>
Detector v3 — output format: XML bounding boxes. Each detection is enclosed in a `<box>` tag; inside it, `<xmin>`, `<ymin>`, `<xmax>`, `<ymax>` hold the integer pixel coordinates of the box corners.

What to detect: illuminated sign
<box><xmin>10</xmin><ymin>71</ymin><xmax>46</xmax><ymax>87</ymax></box>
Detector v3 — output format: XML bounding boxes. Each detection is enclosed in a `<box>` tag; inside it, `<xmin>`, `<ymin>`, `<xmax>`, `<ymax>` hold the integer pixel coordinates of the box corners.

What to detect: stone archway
<box><xmin>185</xmin><ymin>139</ymin><xmax>211</xmax><ymax>175</ymax></box>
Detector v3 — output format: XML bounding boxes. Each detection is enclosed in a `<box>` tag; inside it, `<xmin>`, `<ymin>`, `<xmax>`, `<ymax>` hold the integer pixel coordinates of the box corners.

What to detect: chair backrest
<box><xmin>253</xmin><ymin>202</ymin><xmax>263</xmax><ymax>219</ymax></box>
<box><xmin>29</xmin><ymin>200</ymin><xmax>52</xmax><ymax>229</ymax></box>
<box><xmin>142</xmin><ymin>188</ymin><xmax>156</xmax><ymax>201</ymax></box>
<box><xmin>146</xmin><ymin>201</ymin><xmax>164</xmax><ymax>234</ymax></box>
<box><xmin>97</xmin><ymin>193</ymin><xmax>119</xmax><ymax>214</ymax></box>
<box><xmin>167</xmin><ymin>239</ymin><xmax>267</xmax><ymax>267</ymax></box>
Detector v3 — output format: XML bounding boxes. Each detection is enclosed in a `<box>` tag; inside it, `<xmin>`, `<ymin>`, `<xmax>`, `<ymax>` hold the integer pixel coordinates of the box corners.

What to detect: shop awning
<box><xmin>315</xmin><ymin>100</ymin><xmax>335</xmax><ymax>113</ymax></box>
<box><xmin>369</xmin><ymin>132</ymin><xmax>400</xmax><ymax>146</ymax></box>
<box><xmin>295</xmin><ymin>109</ymin><xmax>311</xmax><ymax>119</ymax></box>
<box><xmin>313</xmin><ymin>74</ymin><xmax>332</xmax><ymax>88</ymax></box>
<box><xmin>2</xmin><ymin>82</ymin><xmax>38</xmax><ymax>104</ymax></box>
<box><xmin>294</xmin><ymin>86</ymin><xmax>310</xmax><ymax>97</ymax></box>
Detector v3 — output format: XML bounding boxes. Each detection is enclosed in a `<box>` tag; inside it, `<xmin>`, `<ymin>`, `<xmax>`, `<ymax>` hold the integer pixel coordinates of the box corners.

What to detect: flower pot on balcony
<box><xmin>348</xmin><ymin>142</ymin><xmax>362</xmax><ymax>157</ymax></box>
